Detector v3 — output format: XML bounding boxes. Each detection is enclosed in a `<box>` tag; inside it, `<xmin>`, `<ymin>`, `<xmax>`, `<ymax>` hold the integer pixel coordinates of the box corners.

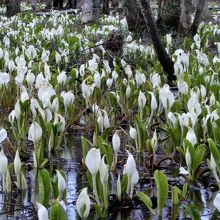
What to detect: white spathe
<box><xmin>138</xmin><ymin>91</ymin><xmax>146</xmax><ymax>110</ymax></box>
<box><xmin>99</xmin><ymin>156</ymin><xmax>108</xmax><ymax>186</ymax></box>
<box><xmin>61</xmin><ymin>91</ymin><xmax>75</xmax><ymax>109</ymax></box>
<box><xmin>0</xmin><ymin>149</ymin><xmax>8</xmax><ymax>177</ymax></box>
<box><xmin>213</xmin><ymin>193</ymin><xmax>220</xmax><ymax>212</ymax></box>
<box><xmin>28</xmin><ymin>122</ymin><xmax>42</xmax><ymax>145</ymax></box>
<box><xmin>179</xmin><ymin>167</ymin><xmax>189</xmax><ymax>175</ymax></box>
<box><xmin>76</xmin><ymin>188</ymin><xmax>90</xmax><ymax>219</ymax></box>
<box><xmin>125</xmin><ymin>151</ymin><xmax>137</xmax><ymax>177</ymax></box>
<box><xmin>159</xmin><ymin>84</ymin><xmax>174</xmax><ymax>111</ymax></box>
<box><xmin>185</xmin><ymin>148</ymin><xmax>191</xmax><ymax>174</ymax></box>
<box><xmin>112</xmin><ymin>132</ymin><xmax>120</xmax><ymax>153</ymax></box>
<box><xmin>36</xmin><ymin>203</ymin><xmax>49</xmax><ymax>220</ymax></box>
<box><xmin>186</xmin><ymin>127</ymin><xmax>197</xmax><ymax>146</ymax></box>
<box><xmin>129</xmin><ymin>126</ymin><xmax>137</xmax><ymax>140</ymax></box>
<box><xmin>148</xmin><ymin>92</ymin><xmax>157</xmax><ymax>112</ymax></box>
<box><xmin>103</xmin><ymin>110</ymin><xmax>110</xmax><ymax>130</ymax></box>
<box><xmin>85</xmin><ymin>148</ymin><xmax>101</xmax><ymax>176</ymax></box>
<box><xmin>56</xmin><ymin>170</ymin><xmax>66</xmax><ymax>200</ymax></box>
<box><xmin>151</xmin><ymin>130</ymin><xmax>158</xmax><ymax>152</ymax></box>
<box><xmin>14</xmin><ymin>149</ymin><xmax>21</xmax><ymax>179</ymax></box>
<box><xmin>0</xmin><ymin>128</ymin><xmax>7</xmax><ymax>144</ymax></box>
<box><xmin>177</xmin><ymin>81</ymin><xmax>188</xmax><ymax>95</ymax></box>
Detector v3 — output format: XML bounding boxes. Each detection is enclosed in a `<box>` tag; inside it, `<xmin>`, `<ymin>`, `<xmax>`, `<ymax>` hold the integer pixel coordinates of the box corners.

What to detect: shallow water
<box><xmin>0</xmin><ymin>134</ymin><xmax>219</xmax><ymax>219</ymax></box>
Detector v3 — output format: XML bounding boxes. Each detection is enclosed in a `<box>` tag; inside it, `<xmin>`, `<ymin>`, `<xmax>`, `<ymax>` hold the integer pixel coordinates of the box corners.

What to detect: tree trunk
<box><xmin>194</xmin><ymin>0</ymin><xmax>212</xmax><ymax>21</ymax></box>
<box><xmin>137</xmin><ymin>0</ymin><xmax>176</xmax><ymax>83</ymax></box>
<box><xmin>157</xmin><ymin>0</ymin><xmax>181</xmax><ymax>32</ymax></box>
<box><xmin>6</xmin><ymin>0</ymin><xmax>20</xmax><ymax>17</ymax></box>
<box><xmin>191</xmin><ymin>0</ymin><xmax>205</xmax><ymax>36</ymax></box>
<box><xmin>67</xmin><ymin>0</ymin><xmax>77</xmax><ymax>8</ymax></box>
<box><xmin>202</xmin><ymin>0</ymin><xmax>212</xmax><ymax>21</ymax></box>
<box><xmin>0</xmin><ymin>0</ymin><xmax>5</xmax><ymax>6</ymax></box>
<box><xmin>124</xmin><ymin>0</ymin><xmax>147</xmax><ymax>35</ymax></box>
<box><xmin>53</xmin><ymin>0</ymin><xmax>63</xmax><ymax>8</ymax></box>
<box><xmin>93</xmin><ymin>0</ymin><xmax>101</xmax><ymax>19</ymax></box>
<box><xmin>178</xmin><ymin>0</ymin><xmax>192</xmax><ymax>38</ymax></box>
<box><xmin>45</xmin><ymin>0</ymin><xmax>52</xmax><ymax>10</ymax></box>
<box><xmin>31</xmin><ymin>0</ymin><xmax>37</xmax><ymax>11</ymax></box>
<box><xmin>102</xmin><ymin>0</ymin><xmax>109</xmax><ymax>14</ymax></box>
<box><xmin>157</xmin><ymin>0</ymin><xmax>163</xmax><ymax>19</ymax></box>
<box><xmin>111</xmin><ymin>0</ymin><xmax>119</xmax><ymax>7</ymax></box>
<box><xmin>81</xmin><ymin>0</ymin><xmax>93</xmax><ymax>24</ymax></box>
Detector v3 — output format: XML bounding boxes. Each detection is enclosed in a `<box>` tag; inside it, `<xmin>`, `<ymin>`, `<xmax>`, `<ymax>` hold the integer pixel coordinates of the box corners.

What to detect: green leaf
<box><xmin>121</xmin><ymin>174</ymin><xmax>128</xmax><ymax>195</ymax></box>
<box><xmin>86</xmin><ymin>170</ymin><xmax>93</xmax><ymax>189</ymax></box>
<box><xmin>108</xmin><ymin>92</ymin><xmax>117</xmax><ymax>108</ymax></box>
<box><xmin>182</xmin><ymin>183</ymin><xmax>188</xmax><ymax>199</ymax></box>
<box><xmin>38</xmin><ymin>169</ymin><xmax>51</xmax><ymax>208</ymax></box>
<box><xmin>212</xmin><ymin>121</ymin><xmax>220</xmax><ymax>145</ymax></box>
<box><xmin>51</xmin><ymin>170</ymin><xmax>66</xmax><ymax>200</ymax></box>
<box><xmin>183</xmin><ymin>204</ymin><xmax>201</xmax><ymax>220</ymax></box>
<box><xmin>171</xmin><ymin>186</ymin><xmax>181</xmax><ymax>205</ymax></box>
<box><xmin>51</xmin><ymin>175</ymin><xmax>59</xmax><ymax>200</ymax></box>
<box><xmin>208</xmin><ymin>138</ymin><xmax>220</xmax><ymax>172</ymax></box>
<box><xmin>94</xmin><ymin>205</ymin><xmax>106</xmax><ymax>218</ymax></box>
<box><xmin>191</xmin><ymin>144</ymin><xmax>206</xmax><ymax>181</ymax></box>
<box><xmin>103</xmin><ymin>143</ymin><xmax>113</xmax><ymax>167</ymax></box>
<box><xmin>81</xmin><ymin>136</ymin><xmax>88</xmax><ymax>165</ymax></box>
<box><xmin>50</xmin><ymin>202</ymin><xmax>67</xmax><ymax>220</ymax></box>
<box><xmin>176</xmin><ymin>146</ymin><xmax>185</xmax><ymax>159</ymax></box>
<box><xmin>96</xmin><ymin>172</ymin><xmax>104</xmax><ymax>205</ymax></box>
<box><xmin>154</xmin><ymin>170</ymin><xmax>168</xmax><ymax>216</ymax></box>
<box><xmin>136</xmin><ymin>192</ymin><xmax>156</xmax><ymax>215</ymax></box>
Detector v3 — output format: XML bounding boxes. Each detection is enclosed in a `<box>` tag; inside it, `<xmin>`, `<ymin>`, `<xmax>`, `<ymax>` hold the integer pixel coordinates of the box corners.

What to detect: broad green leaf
<box><xmin>50</xmin><ymin>202</ymin><xmax>67</xmax><ymax>220</ymax></box>
<box><xmin>176</xmin><ymin>146</ymin><xmax>184</xmax><ymax>159</ymax></box>
<box><xmin>103</xmin><ymin>143</ymin><xmax>113</xmax><ymax>167</ymax></box>
<box><xmin>94</xmin><ymin>205</ymin><xmax>106</xmax><ymax>218</ymax></box>
<box><xmin>191</xmin><ymin>144</ymin><xmax>206</xmax><ymax>180</ymax></box>
<box><xmin>183</xmin><ymin>204</ymin><xmax>201</xmax><ymax>220</ymax></box>
<box><xmin>182</xmin><ymin>183</ymin><xmax>188</xmax><ymax>199</ymax></box>
<box><xmin>38</xmin><ymin>169</ymin><xmax>51</xmax><ymax>208</ymax></box>
<box><xmin>208</xmin><ymin>138</ymin><xmax>220</xmax><ymax>173</ymax></box>
<box><xmin>86</xmin><ymin>170</ymin><xmax>93</xmax><ymax>189</ymax></box>
<box><xmin>154</xmin><ymin>170</ymin><xmax>168</xmax><ymax>216</ymax></box>
<box><xmin>121</xmin><ymin>174</ymin><xmax>128</xmax><ymax>195</ymax></box>
<box><xmin>171</xmin><ymin>186</ymin><xmax>181</xmax><ymax>205</ymax></box>
<box><xmin>136</xmin><ymin>192</ymin><xmax>156</xmax><ymax>215</ymax></box>
<box><xmin>96</xmin><ymin>172</ymin><xmax>104</xmax><ymax>205</ymax></box>
<box><xmin>81</xmin><ymin>136</ymin><xmax>88</xmax><ymax>165</ymax></box>
<box><xmin>212</xmin><ymin>121</ymin><xmax>220</xmax><ymax>145</ymax></box>
<box><xmin>108</xmin><ymin>92</ymin><xmax>117</xmax><ymax>108</ymax></box>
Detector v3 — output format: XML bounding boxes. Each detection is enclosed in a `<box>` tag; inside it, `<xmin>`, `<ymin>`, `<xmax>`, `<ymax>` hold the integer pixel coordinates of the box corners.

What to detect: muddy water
<box><xmin>0</xmin><ymin>134</ymin><xmax>219</xmax><ymax>219</ymax></box>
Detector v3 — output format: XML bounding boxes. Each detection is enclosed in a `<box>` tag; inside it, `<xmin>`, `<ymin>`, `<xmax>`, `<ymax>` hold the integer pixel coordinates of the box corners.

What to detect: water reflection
<box><xmin>0</xmin><ymin>133</ymin><xmax>219</xmax><ymax>219</ymax></box>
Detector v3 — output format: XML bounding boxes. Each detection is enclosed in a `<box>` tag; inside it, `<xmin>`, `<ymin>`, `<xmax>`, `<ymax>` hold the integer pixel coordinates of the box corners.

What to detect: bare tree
<box><xmin>31</xmin><ymin>0</ymin><xmax>37</xmax><ymax>11</ymax></box>
<box><xmin>157</xmin><ymin>0</ymin><xmax>181</xmax><ymax>32</ymax></box>
<box><xmin>191</xmin><ymin>0</ymin><xmax>205</xmax><ymax>36</ymax></box>
<box><xmin>178</xmin><ymin>0</ymin><xmax>193</xmax><ymax>37</ymax></box>
<box><xmin>53</xmin><ymin>0</ymin><xmax>63</xmax><ymax>8</ymax></box>
<box><xmin>81</xmin><ymin>0</ymin><xmax>93</xmax><ymax>24</ymax></box>
<box><xmin>67</xmin><ymin>0</ymin><xmax>77</xmax><ymax>8</ymax></box>
<box><xmin>93</xmin><ymin>0</ymin><xmax>101</xmax><ymax>19</ymax></box>
<box><xmin>124</xmin><ymin>0</ymin><xmax>146</xmax><ymax>34</ymax></box>
<box><xmin>5</xmin><ymin>0</ymin><xmax>20</xmax><ymax>17</ymax></box>
<box><xmin>102</xmin><ymin>0</ymin><xmax>109</xmax><ymax>14</ymax></box>
<box><xmin>137</xmin><ymin>0</ymin><xmax>176</xmax><ymax>82</ymax></box>
<box><xmin>0</xmin><ymin>0</ymin><xmax>5</xmax><ymax>6</ymax></box>
<box><xmin>45</xmin><ymin>0</ymin><xmax>52</xmax><ymax>10</ymax></box>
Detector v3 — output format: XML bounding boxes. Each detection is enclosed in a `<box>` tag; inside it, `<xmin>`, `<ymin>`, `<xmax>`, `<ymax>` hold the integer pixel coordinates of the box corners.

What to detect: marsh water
<box><xmin>0</xmin><ymin>132</ymin><xmax>219</xmax><ymax>220</ymax></box>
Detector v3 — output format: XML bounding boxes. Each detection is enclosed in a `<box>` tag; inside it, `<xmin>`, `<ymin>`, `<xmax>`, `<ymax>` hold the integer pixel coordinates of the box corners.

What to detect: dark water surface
<box><xmin>0</xmin><ymin>134</ymin><xmax>219</xmax><ymax>219</ymax></box>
